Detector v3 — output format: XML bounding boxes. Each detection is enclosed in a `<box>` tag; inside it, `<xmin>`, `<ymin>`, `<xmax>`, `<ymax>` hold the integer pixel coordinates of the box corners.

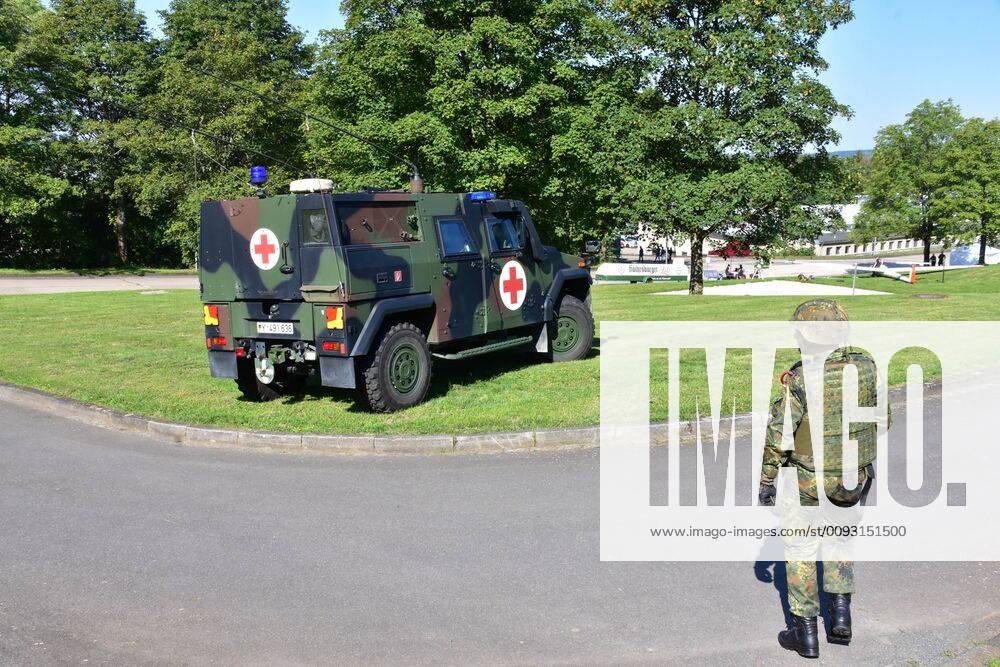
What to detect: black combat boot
<box><xmin>828</xmin><ymin>593</ymin><xmax>852</xmax><ymax>643</ymax></box>
<box><xmin>779</xmin><ymin>614</ymin><xmax>819</xmax><ymax>658</ymax></box>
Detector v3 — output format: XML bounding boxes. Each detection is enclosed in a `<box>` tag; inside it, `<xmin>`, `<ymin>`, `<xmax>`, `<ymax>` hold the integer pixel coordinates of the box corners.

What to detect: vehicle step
<box><xmin>432</xmin><ymin>335</ymin><xmax>534</xmax><ymax>361</ymax></box>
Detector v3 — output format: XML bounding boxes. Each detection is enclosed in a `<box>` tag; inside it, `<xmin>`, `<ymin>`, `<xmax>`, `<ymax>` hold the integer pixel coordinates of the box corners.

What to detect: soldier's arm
<box><xmin>760</xmin><ymin>375</ymin><xmax>805</xmax><ymax>485</ymax></box>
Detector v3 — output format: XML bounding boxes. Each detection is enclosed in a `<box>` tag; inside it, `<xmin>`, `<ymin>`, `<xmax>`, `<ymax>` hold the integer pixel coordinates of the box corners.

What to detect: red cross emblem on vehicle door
<box><xmin>249</xmin><ymin>227</ymin><xmax>279</xmax><ymax>270</ymax></box>
<box><xmin>499</xmin><ymin>260</ymin><xmax>527</xmax><ymax>311</ymax></box>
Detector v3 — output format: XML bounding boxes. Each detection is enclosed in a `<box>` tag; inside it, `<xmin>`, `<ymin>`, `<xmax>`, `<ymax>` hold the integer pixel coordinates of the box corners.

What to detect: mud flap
<box><xmin>320</xmin><ymin>356</ymin><xmax>357</xmax><ymax>389</ymax></box>
<box><xmin>208</xmin><ymin>350</ymin><xmax>238</xmax><ymax>379</ymax></box>
<box><xmin>535</xmin><ymin>323</ymin><xmax>549</xmax><ymax>353</ymax></box>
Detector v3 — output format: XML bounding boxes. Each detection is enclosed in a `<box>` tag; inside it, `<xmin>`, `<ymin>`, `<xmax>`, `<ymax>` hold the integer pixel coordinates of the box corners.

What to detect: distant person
<box><xmin>938</xmin><ymin>252</ymin><xmax>946</xmax><ymax>266</ymax></box>
<box><xmin>872</xmin><ymin>256</ymin><xmax>883</xmax><ymax>268</ymax></box>
<box><xmin>638</xmin><ymin>246</ymin><xmax>644</xmax><ymax>263</ymax></box>
<box><xmin>667</xmin><ymin>248</ymin><xmax>674</xmax><ymax>264</ymax></box>
<box><xmin>929</xmin><ymin>255</ymin><xmax>937</xmax><ymax>266</ymax></box>
<box><xmin>737</xmin><ymin>264</ymin><xmax>746</xmax><ymax>279</ymax></box>
<box><xmin>725</xmin><ymin>263</ymin><xmax>734</xmax><ymax>279</ymax></box>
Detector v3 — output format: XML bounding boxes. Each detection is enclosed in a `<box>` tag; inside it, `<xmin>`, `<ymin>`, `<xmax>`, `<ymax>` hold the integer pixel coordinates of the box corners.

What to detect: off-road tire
<box><xmin>359</xmin><ymin>323</ymin><xmax>432</xmax><ymax>412</ymax></box>
<box><xmin>235</xmin><ymin>358</ymin><xmax>305</xmax><ymax>402</ymax></box>
<box><xmin>550</xmin><ymin>294</ymin><xmax>594</xmax><ymax>362</ymax></box>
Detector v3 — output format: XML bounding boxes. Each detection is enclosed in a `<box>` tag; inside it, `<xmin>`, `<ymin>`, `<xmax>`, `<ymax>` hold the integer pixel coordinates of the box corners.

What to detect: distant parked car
<box><xmin>708</xmin><ymin>241</ymin><xmax>752</xmax><ymax>258</ymax></box>
<box><xmin>584</xmin><ymin>239</ymin><xmax>600</xmax><ymax>254</ymax></box>
<box><xmin>620</xmin><ymin>235</ymin><xmax>639</xmax><ymax>248</ymax></box>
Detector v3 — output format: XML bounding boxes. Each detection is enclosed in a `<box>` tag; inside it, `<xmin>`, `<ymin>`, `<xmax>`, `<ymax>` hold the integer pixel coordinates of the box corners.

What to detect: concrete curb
<box><xmin>0</xmin><ymin>380</ymin><xmax>754</xmax><ymax>456</ymax></box>
<box><xmin>0</xmin><ymin>380</ymin><xmax>921</xmax><ymax>457</ymax></box>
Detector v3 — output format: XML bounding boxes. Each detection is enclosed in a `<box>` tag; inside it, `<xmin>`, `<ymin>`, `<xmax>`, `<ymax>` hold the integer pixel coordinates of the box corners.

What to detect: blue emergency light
<box><xmin>250</xmin><ymin>165</ymin><xmax>268</xmax><ymax>186</ymax></box>
<box><xmin>468</xmin><ymin>191</ymin><xmax>496</xmax><ymax>202</ymax></box>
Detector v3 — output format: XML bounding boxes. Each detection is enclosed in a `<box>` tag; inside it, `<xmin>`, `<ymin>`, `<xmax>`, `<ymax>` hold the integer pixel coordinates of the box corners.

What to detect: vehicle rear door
<box><xmin>217</xmin><ymin>195</ymin><xmax>301</xmax><ymax>301</ymax></box>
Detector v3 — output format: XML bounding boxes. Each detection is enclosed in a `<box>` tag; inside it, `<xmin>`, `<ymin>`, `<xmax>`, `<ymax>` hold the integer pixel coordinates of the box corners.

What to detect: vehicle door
<box><xmin>432</xmin><ymin>216</ymin><xmax>488</xmax><ymax>341</ymax></box>
<box><xmin>296</xmin><ymin>193</ymin><xmax>342</xmax><ymax>291</ymax></box>
<box><xmin>484</xmin><ymin>212</ymin><xmax>544</xmax><ymax>331</ymax></box>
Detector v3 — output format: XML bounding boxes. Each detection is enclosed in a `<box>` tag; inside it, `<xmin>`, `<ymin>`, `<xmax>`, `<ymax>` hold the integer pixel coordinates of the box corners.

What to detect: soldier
<box><xmin>758</xmin><ymin>299</ymin><xmax>881</xmax><ymax>659</ymax></box>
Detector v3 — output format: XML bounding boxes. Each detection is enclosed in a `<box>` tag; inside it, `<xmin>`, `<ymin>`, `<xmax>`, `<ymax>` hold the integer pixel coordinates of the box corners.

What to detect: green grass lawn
<box><xmin>0</xmin><ymin>265</ymin><xmax>995</xmax><ymax>435</ymax></box>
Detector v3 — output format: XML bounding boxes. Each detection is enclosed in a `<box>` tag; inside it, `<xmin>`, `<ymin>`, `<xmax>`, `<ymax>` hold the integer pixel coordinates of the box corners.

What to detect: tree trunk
<box><xmin>980</xmin><ymin>233</ymin><xmax>988</xmax><ymax>265</ymax></box>
<box><xmin>689</xmin><ymin>230</ymin><xmax>705</xmax><ymax>295</ymax></box>
<box><xmin>115</xmin><ymin>202</ymin><xmax>127</xmax><ymax>266</ymax></box>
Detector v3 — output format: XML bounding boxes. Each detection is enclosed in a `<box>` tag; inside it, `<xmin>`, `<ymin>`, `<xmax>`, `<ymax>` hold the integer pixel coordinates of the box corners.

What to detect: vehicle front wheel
<box><xmin>359</xmin><ymin>323</ymin><xmax>433</xmax><ymax>412</ymax></box>
<box><xmin>551</xmin><ymin>294</ymin><xmax>594</xmax><ymax>362</ymax></box>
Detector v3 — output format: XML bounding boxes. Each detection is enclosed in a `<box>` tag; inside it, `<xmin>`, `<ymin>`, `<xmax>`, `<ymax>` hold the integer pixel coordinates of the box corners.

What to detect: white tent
<box><xmin>949</xmin><ymin>244</ymin><xmax>1000</xmax><ymax>266</ymax></box>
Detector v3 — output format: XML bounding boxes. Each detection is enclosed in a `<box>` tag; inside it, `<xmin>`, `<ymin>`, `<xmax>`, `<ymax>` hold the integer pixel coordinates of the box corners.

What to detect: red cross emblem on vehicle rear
<box><xmin>249</xmin><ymin>228</ymin><xmax>280</xmax><ymax>270</ymax></box>
<box><xmin>499</xmin><ymin>260</ymin><xmax>527</xmax><ymax>311</ymax></box>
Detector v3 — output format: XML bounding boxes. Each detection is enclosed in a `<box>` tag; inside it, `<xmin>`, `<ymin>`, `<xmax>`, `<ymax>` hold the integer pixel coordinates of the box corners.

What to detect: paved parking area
<box><xmin>0</xmin><ymin>274</ymin><xmax>198</xmax><ymax>295</ymax></box>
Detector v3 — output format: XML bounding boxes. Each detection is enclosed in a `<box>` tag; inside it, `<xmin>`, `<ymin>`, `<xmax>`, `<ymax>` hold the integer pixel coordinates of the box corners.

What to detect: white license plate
<box><xmin>256</xmin><ymin>321</ymin><xmax>294</xmax><ymax>335</ymax></box>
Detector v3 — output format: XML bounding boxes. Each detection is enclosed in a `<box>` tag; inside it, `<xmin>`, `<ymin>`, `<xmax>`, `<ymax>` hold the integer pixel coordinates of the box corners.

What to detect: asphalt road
<box><xmin>0</xmin><ymin>274</ymin><xmax>197</xmax><ymax>295</ymax></box>
<box><xmin>1</xmin><ymin>400</ymin><xmax>998</xmax><ymax>665</ymax></box>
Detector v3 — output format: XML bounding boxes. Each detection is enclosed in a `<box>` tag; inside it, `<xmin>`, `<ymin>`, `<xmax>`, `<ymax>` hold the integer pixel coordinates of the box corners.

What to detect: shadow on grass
<box><xmin>270</xmin><ymin>341</ymin><xmax>601</xmax><ymax>411</ymax></box>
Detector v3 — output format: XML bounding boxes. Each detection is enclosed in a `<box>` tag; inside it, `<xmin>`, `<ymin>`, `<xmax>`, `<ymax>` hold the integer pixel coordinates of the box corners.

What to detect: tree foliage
<box><xmin>307</xmin><ymin>0</ymin><xmax>606</xmax><ymax>245</ymax></box>
<box><xmin>143</xmin><ymin>0</ymin><xmax>312</xmax><ymax>264</ymax></box>
<box><xmin>854</xmin><ymin>99</ymin><xmax>964</xmax><ymax>262</ymax></box>
<box><xmin>4</xmin><ymin>0</ymin><xmax>996</xmax><ymax>276</ymax></box>
<box><xmin>571</xmin><ymin>0</ymin><xmax>854</xmax><ymax>293</ymax></box>
<box><xmin>931</xmin><ymin>117</ymin><xmax>1000</xmax><ymax>264</ymax></box>
<box><xmin>0</xmin><ymin>0</ymin><xmax>81</xmax><ymax>267</ymax></box>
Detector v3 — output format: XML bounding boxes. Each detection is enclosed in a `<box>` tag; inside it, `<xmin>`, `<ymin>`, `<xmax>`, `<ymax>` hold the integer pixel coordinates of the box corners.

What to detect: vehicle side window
<box><xmin>301</xmin><ymin>208</ymin><xmax>331</xmax><ymax>245</ymax></box>
<box><xmin>436</xmin><ymin>218</ymin><xmax>475</xmax><ymax>257</ymax></box>
<box><xmin>487</xmin><ymin>217</ymin><xmax>521</xmax><ymax>253</ymax></box>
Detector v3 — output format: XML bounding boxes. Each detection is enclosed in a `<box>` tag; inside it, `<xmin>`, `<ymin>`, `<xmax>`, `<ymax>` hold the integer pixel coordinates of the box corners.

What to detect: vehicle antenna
<box><xmin>190</xmin><ymin>65</ymin><xmax>423</xmax><ymax>193</ymax></box>
<box><xmin>39</xmin><ymin>75</ymin><xmax>311</xmax><ymax>178</ymax></box>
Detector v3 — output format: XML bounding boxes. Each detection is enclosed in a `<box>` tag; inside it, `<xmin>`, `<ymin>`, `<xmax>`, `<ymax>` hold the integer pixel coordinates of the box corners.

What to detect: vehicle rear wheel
<box><xmin>551</xmin><ymin>294</ymin><xmax>594</xmax><ymax>362</ymax></box>
<box><xmin>359</xmin><ymin>323</ymin><xmax>432</xmax><ymax>412</ymax></box>
<box><xmin>235</xmin><ymin>357</ymin><xmax>305</xmax><ymax>402</ymax></box>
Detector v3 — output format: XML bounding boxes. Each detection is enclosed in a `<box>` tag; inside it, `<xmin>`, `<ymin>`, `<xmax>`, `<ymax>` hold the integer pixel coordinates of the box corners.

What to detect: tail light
<box><xmin>206</xmin><ymin>336</ymin><xmax>228</xmax><ymax>349</ymax></box>
<box><xmin>324</xmin><ymin>306</ymin><xmax>344</xmax><ymax>330</ymax></box>
<box><xmin>204</xmin><ymin>305</ymin><xmax>220</xmax><ymax>326</ymax></box>
<box><xmin>321</xmin><ymin>341</ymin><xmax>346</xmax><ymax>354</ymax></box>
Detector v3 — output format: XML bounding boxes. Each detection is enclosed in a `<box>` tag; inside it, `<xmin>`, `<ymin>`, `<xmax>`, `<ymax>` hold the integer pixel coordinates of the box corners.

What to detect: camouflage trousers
<box><xmin>785</xmin><ymin>466</ymin><xmax>869</xmax><ymax>618</ymax></box>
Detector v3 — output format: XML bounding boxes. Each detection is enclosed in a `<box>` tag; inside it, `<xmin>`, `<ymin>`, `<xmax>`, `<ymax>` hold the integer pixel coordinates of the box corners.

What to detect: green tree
<box><xmin>598</xmin><ymin>0</ymin><xmax>853</xmax><ymax>293</ymax></box>
<box><xmin>931</xmin><ymin>118</ymin><xmax>1000</xmax><ymax>264</ymax></box>
<box><xmin>141</xmin><ymin>0</ymin><xmax>312</xmax><ymax>263</ymax></box>
<box><xmin>0</xmin><ymin>0</ymin><xmax>81</xmax><ymax>267</ymax></box>
<box><xmin>308</xmin><ymin>0</ymin><xmax>604</xmax><ymax>246</ymax></box>
<box><xmin>25</xmin><ymin>0</ymin><xmax>157</xmax><ymax>266</ymax></box>
<box><xmin>854</xmin><ymin>99</ymin><xmax>964</xmax><ymax>263</ymax></box>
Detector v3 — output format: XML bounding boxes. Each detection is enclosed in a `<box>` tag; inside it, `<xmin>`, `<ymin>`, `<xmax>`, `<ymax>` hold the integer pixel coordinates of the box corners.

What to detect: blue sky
<box><xmin>134</xmin><ymin>0</ymin><xmax>1000</xmax><ymax>150</ymax></box>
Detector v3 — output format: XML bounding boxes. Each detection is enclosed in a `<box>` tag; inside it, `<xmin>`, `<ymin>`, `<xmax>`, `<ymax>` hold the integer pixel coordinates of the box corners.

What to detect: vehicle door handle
<box><xmin>442</xmin><ymin>266</ymin><xmax>456</xmax><ymax>280</ymax></box>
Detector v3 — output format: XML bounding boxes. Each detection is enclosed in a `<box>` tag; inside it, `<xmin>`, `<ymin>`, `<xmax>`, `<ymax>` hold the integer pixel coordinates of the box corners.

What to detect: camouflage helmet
<box><xmin>791</xmin><ymin>298</ymin><xmax>849</xmax><ymax>322</ymax></box>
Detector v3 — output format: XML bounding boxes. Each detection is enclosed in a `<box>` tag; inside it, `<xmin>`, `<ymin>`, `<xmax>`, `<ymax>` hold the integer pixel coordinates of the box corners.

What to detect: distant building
<box><xmin>812</xmin><ymin>200</ymin><xmax>922</xmax><ymax>257</ymax></box>
<box><xmin>625</xmin><ymin>198</ymin><xmax>924</xmax><ymax>259</ymax></box>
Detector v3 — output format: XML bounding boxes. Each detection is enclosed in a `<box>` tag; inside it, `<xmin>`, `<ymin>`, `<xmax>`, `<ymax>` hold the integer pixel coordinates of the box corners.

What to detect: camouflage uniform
<box><xmin>760</xmin><ymin>300</ymin><xmax>880</xmax><ymax>619</ymax></box>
